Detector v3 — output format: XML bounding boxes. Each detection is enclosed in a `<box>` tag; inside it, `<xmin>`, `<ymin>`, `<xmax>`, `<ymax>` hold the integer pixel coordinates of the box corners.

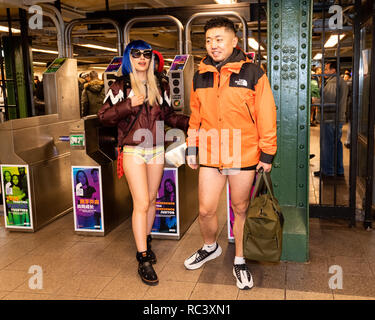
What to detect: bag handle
<box><xmin>250</xmin><ymin>168</ymin><xmax>276</xmax><ymax>202</ymax></box>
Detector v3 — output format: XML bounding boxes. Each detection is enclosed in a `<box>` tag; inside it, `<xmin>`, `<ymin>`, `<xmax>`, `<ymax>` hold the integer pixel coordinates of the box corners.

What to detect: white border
<box><xmin>226</xmin><ymin>182</ymin><xmax>234</xmax><ymax>241</ymax></box>
<box><xmin>71</xmin><ymin>166</ymin><xmax>105</xmax><ymax>233</ymax></box>
<box><xmin>0</xmin><ymin>164</ymin><xmax>34</xmax><ymax>230</ymax></box>
<box><xmin>151</xmin><ymin>167</ymin><xmax>180</xmax><ymax>237</ymax></box>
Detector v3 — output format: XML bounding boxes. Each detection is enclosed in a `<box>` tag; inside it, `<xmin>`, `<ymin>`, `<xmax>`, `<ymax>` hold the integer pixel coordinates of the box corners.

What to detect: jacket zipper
<box><xmin>245</xmin><ymin>102</ymin><xmax>255</xmax><ymax>124</ymax></box>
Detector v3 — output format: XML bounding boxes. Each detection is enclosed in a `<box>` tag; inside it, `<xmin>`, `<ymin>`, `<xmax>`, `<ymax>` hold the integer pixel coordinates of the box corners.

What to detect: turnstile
<box><xmin>0</xmin><ymin>58</ymin><xmax>80</xmax><ymax>232</ymax></box>
<box><xmin>69</xmin><ymin>116</ymin><xmax>132</xmax><ymax>236</ymax></box>
<box><xmin>151</xmin><ymin>144</ymin><xmax>198</xmax><ymax>240</ymax></box>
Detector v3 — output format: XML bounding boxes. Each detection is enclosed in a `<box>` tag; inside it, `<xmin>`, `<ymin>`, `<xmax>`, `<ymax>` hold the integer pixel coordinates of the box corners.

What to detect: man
<box><xmin>314</xmin><ymin>61</ymin><xmax>348</xmax><ymax>178</ymax></box>
<box><xmin>81</xmin><ymin>71</ymin><xmax>105</xmax><ymax>117</ymax></box>
<box><xmin>184</xmin><ymin>17</ymin><xmax>277</xmax><ymax>290</ymax></box>
<box><xmin>343</xmin><ymin>70</ymin><xmax>352</xmax><ymax>148</ymax></box>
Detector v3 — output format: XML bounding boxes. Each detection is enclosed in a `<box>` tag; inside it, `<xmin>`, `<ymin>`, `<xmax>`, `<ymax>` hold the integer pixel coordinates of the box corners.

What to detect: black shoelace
<box><xmin>195</xmin><ymin>249</ymin><xmax>210</xmax><ymax>262</ymax></box>
<box><xmin>234</xmin><ymin>264</ymin><xmax>251</xmax><ymax>282</ymax></box>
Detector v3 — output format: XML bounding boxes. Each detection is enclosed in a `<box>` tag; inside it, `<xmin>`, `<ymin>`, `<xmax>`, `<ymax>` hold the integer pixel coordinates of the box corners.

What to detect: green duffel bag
<box><xmin>243</xmin><ymin>169</ymin><xmax>284</xmax><ymax>262</ymax></box>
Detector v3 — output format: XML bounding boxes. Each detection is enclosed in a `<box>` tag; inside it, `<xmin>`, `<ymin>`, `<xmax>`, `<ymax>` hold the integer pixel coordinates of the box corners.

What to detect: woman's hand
<box><xmin>131</xmin><ymin>95</ymin><xmax>145</xmax><ymax>107</ymax></box>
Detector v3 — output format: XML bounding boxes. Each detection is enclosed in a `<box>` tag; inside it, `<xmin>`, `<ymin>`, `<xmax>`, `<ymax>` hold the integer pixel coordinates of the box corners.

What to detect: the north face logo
<box><xmin>234</xmin><ymin>79</ymin><xmax>248</xmax><ymax>87</ymax></box>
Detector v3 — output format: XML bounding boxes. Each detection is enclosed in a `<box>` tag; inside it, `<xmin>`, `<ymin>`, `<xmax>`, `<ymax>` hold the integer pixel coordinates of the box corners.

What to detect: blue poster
<box><xmin>72</xmin><ymin>166</ymin><xmax>103</xmax><ymax>231</ymax></box>
<box><xmin>152</xmin><ymin>168</ymin><xmax>178</xmax><ymax>234</ymax></box>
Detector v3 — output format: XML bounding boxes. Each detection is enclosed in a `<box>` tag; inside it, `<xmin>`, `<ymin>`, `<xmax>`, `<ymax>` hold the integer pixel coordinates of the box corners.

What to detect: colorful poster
<box><xmin>72</xmin><ymin>166</ymin><xmax>104</xmax><ymax>232</ymax></box>
<box><xmin>1</xmin><ymin>165</ymin><xmax>33</xmax><ymax>229</ymax></box>
<box><xmin>44</xmin><ymin>58</ymin><xmax>66</xmax><ymax>73</ymax></box>
<box><xmin>227</xmin><ymin>175</ymin><xmax>257</xmax><ymax>241</ymax></box>
<box><xmin>152</xmin><ymin>168</ymin><xmax>179</xmax><ymax>235</ymax></box>
<box><xmin>105</xmin><ymin>56</ymin><xmax>122</xmax><ymax>72</ymax></box>
<box><xmin>170</xmin><ymin>55</ymin><xmax>188</xmax><ymax>71</ymax></box>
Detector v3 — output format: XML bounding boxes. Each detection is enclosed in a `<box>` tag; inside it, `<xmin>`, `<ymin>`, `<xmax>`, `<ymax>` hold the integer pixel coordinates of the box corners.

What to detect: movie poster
<box><xmin>1</xmin><ymin>165</ymin><xmax>33</xmax><ymax>229</ymax></box>
<box><xmin>72</xmin><ymin>166</ymin><xmax>104</xmax><ymax>232</ymax></box>
<box><xmin>227</xmin><ymin>175</ymin><xmax>257</xmax><ymax>241</ymax></box>
<box><xmin>152</xmin><ymin>168</ymin><xmax>179</xmax><ymax>235</ymax></box>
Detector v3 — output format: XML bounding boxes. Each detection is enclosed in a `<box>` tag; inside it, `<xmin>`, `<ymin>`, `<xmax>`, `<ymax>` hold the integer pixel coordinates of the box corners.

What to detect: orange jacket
<box><xmin>187</xmin><ymin>49</ymin><xmax>277</xmax><ymax>169</ymax></box>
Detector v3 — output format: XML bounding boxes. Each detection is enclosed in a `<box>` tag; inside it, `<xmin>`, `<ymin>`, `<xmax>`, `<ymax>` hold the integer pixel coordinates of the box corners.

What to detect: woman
<box><xmin>3</xmin><ymin>170</ymin><xmax>12</xmax><ymax>195</ymax></box>
<box><xmin>98</xmin><ymin>40</ymin><xmax>189</xmax><ymax>286</ymax></box>
<box><xmin>75</xmin><ymin>170</ymin><xmax>97</xmax><ymax>228</ymax></box>
<box><xmin>10</xmin><ymin>174</ymin><xmax>27</xmax><ymax>226</ymax></box>
<box><xmin>3</xmin><ymin>170</ymin><xmax>13</xmax><ymax>224</ymax></box>
<box><xmin>75</xmin><ymin>170</ymin><xmax>96</xmax><ymax>199</ymax></box>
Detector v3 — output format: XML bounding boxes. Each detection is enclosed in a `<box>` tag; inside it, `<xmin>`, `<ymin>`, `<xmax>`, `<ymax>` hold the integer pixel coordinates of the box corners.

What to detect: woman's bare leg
<box><xmin>145</xmin><ymin>154</ymin><xmax>165</xmax><ymax>234</ymax></box>
<box><xmin>123</xmin><ymin>154</ymin><xmax>149</xmax><ymax>252</ymax></box>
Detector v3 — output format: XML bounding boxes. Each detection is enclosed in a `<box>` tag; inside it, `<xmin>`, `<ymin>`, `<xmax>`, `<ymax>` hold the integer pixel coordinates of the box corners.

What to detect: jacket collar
<box><xmin>199</xmin><ymin>48</ymin><xmax>249</xmax><ymax>74</ymax></box>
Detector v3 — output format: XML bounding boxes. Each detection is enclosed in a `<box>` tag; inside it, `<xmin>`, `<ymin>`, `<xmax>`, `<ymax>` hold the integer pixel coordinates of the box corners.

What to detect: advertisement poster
<box><xmin>152</xmin><ymin>168</ymin><xmax>179</xmax><ymax>235</ymax></box>
<box><xmin>1</xmin><ymin>165</ymin><xmax>33</xmax><ymax>229</ymax></box>
<box><xmin>45</xmin><ymin>58</ymin><xmax>66</xmax><ymax>73</ymax></box>
<box><xmin>227</xmin><ymin>175</ymin><xmax>257</xmax><ymax>241</ymax></box>
<box><xmin>105</xmin><ymin>56</ymin><xmax>123</xmax><ymax>73</ymax></box>
<box><xmin>72</xmin><ymin>166</ymin><xmax>104</xmax><ymax>232</ymax></box>
<box><xmin>170</xmin><ymin>55</ymin><xmax>188</xmax><ymax>71</ymax></box>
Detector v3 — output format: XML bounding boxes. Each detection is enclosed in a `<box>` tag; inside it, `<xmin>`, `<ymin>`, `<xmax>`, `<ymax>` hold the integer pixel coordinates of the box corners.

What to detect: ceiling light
<box><xmin>33</xmin><ymin>62</ymin><xmax>47</xmax><ymax>66</ymax></box>
<box><xmin>32</xmin><ymin>48</ymin><xmax>59</xmax><ymax>55</ymax></box>
<box><xmin>76</xmin><ymin>44</ymin><xmax>117</xmax><ymax>53</ymax></box>
<box><xmin>324</xmin><ymin>34</ymin><xmax>345</xmax><ymax>48</ymax></box>
<box><xmin>214</xmin><ymin>0</ymin><xmax>237</xmax><ymax>3</ymax></box>
<box><xmin>0</xmin><ymin>26</ymin><xmax>20</xmax><ymax>33</ymax></box>
<box><xmin>313</xmin><ymin>53</ymin><xmax>322</xmax><ymax>60</ymax></box>
<box><xmin>248</xmin><ymin>38</ymin><xmax>264</xmax><ymax>51</ymax></box>
<box><xmin>91</xmin><ymin>66</ymin><xmax>107</xmax><ymax>70</ymax></box>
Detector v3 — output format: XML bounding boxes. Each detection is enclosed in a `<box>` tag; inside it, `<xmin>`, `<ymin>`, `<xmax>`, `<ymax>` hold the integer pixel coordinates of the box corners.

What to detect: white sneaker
<box><xmin>233</xmin><ymin>263</ymin><xmax>254</xmax><ymax>290</ymax></box>
<box><xmin>184</xmin><ymin>243</ymin><xmax>222</xmax><ymax>270</ymax></box>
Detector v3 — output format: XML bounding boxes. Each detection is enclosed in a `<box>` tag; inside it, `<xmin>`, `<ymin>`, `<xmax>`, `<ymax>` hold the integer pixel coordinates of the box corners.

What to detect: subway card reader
<box><xmin>168</xmin><ymin>55</ymin><xmax>194</xmax><ymax>115</ymax></box>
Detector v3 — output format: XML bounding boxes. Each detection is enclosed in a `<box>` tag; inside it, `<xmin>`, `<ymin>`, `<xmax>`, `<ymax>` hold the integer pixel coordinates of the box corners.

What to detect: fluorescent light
<box><xmin>214</xmin><ymin>0</ymin><xmax>236</xmax><ymax>3</ymax></box>
<box><xmin>248</xmin><ymin>38</ymin><xmax>264</xmax><ymax>51</ymax></box>
<box><xmin>76</xmin><ymin>44</ymin><xmax>117</xmax><ymax>53</ymax></box>
<box><xmin>164</xmin><ymin>58</ymin><xmax>175</xmax><ymax>62</ymax></box>
<box><xmin>33</xmin><ymin>62</ymin><xmax>47</xmax><ymax>66</ymax></box>
<box><xmin>313</xmin><ymin>53</ymin><xmax>322</xmax><ymax>60</ymax></box>
<box><xmin>0</xmin><ymin>26</ymin><xmax>20</xmax><ymax>33</ymax></box>
<box><xmin>32</xmin><ymin>48</ymin><xmax>59</xmax><ymax>55</ymax></box>
<box><xmin>324</xmin><ymin>34</ymin><xmax>345</xmax><ymax>48</ymax></box>
<box><xmin>92</xmin><ymin>67</ymin><xmax>107</xmax><ymax>70</ymax></box>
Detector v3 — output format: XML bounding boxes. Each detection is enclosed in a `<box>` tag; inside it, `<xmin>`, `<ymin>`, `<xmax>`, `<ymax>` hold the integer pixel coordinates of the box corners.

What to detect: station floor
<box><xmin>0</xmin><ymin>123</ymin><xmax>374</xmax><ymax>300</ymax></box>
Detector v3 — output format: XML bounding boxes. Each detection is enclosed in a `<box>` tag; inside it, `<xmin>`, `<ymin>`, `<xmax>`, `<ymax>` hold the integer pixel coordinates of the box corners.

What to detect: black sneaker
<box><xmin>233</xmin><ymin>263</ymin><xmax>254</xmax><ymax>290</ymax></box>
<box><xmin>136</xmin><ymin>251</ymin><xmax>159</xmax><ymax>286</ymax></box>
<box><xmin>184</xmin><ymin>243</ymin><xmax>222</xmax><ymax>270</ymax></box>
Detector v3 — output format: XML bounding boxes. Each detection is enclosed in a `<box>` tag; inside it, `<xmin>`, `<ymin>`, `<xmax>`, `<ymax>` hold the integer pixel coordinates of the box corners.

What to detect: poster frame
<box><xmin>0</xmin><ymin>164</ymin><xmax>34</xmax><ymax>230</ymax></box>
<box><xmin>151</xmin><ymin>167</ymin><xmax>180</xmax><ymax>237</ymax></box>
<box><xmin>71</xmin><ymin>165</ymin><xmax>105</xmax><ymax>233</ymax></box>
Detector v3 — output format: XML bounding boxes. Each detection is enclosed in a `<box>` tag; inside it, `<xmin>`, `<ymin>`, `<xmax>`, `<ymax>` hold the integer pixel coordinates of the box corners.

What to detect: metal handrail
<box><xmin>185</xmin><ymin>11</ymin><xmax>248</xmax><ymax>54</ymax></box>
<box><xmin>123</xmin><ymin>15</ymin><xmax>184</xmax><ymax>55</ymax></box>
<box><xmin>64</xmin><ymin>18</ymin><xmax>123</xmax><ymax>58</ymax></box>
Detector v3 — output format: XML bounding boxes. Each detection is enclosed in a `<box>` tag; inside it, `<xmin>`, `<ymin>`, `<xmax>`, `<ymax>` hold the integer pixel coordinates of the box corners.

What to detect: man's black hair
<box><xmin>327</xmin><ymin>60</ymin><xmax>337</xmax><ymax>71</ymax></box>
<box><xmin>204</xmin><ymin>17</ymin><xmax>237</xmax><ymax>34</ymax></box>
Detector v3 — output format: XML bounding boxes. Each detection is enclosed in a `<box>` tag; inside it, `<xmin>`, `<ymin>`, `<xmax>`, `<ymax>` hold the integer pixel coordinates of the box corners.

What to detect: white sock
<box><xmin>202</xmin><ymin>242</ymin><xmax>217</xmax><ymax>252</ymax></box>
<box><xmin>234</xmin><ymin>256</ymin><xmax>246</xmax><ymax>265</ymax></box>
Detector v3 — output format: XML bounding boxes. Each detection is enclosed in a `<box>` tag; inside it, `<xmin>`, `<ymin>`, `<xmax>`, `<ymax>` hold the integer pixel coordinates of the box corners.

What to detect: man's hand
<box><xmin>131</xmin><ymin>95</ymin><xmax>145</xmax><ymax>107</ymax></box>
<box><xmin>187</xmin><ymin>155</ymin><xmax>198</xmax><ymax>170</ymax></box>
<box><xmin>256</xmin><ymin>161</ymin><xmax>272</xmax><ymax>173</ymax></box>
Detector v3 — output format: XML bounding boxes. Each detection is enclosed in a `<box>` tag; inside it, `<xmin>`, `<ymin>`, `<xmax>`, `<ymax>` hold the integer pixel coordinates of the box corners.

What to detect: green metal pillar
<box><xmin>3</xmin><ymin>36</ymin><xmax>30</xmax><ymax>119</ymax></box>
<box><xmin>268</xmin><ymin>0</ymin><xmax>312</xmax><ymax>262</ymax></box>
